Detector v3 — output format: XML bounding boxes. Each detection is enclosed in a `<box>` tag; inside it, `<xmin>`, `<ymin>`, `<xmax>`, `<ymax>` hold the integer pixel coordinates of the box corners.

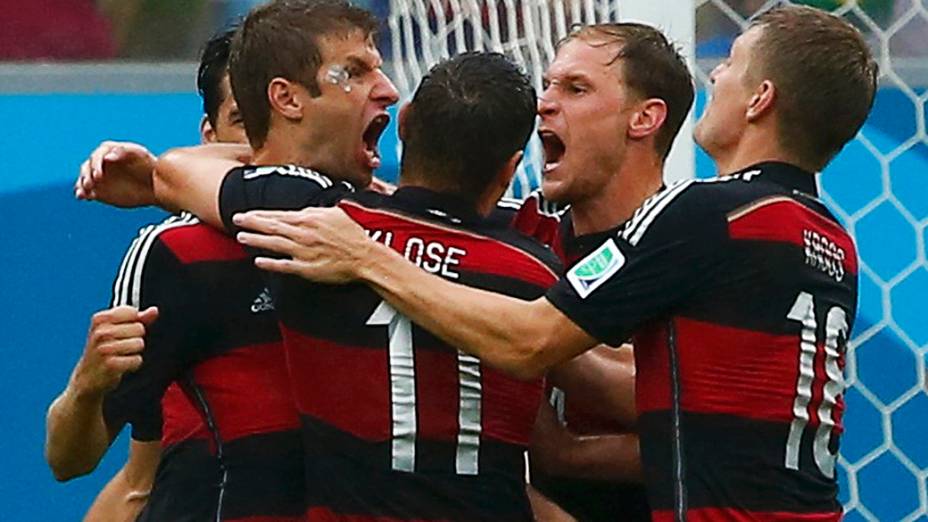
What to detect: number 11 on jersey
<box><xmin>367</xmin><ymin>300</ymin><xmax>483</xmax><ymax>475</ymax></box>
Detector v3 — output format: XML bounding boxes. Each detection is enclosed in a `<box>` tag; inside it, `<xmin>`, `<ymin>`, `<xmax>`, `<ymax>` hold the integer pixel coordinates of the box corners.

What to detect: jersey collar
<box><xmin>741</xmin><ymin>161</ymin><xmax>819</xmax><ymax>198</ymax></box>
<box><xmin>390</xmin><ymin>186</ymin><xmax>484</xmax><ymax>226</ymax></box>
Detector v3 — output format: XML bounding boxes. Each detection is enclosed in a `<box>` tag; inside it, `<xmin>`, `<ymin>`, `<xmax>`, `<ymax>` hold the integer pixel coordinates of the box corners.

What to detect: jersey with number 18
<box><xmin>546</xmin><ymin>162</ymin><xmax>857</xmax><ymax>522</ymax></box>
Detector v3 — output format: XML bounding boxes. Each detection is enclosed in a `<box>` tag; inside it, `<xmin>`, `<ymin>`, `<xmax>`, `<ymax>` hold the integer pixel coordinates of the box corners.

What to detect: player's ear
<box><xmin>628</xmin><ymin>98</ymin><xmax>668</xmax><ymax>142</ymax></box>
<box><xmin>746</xmin><ymin>79</ymin><xmax>776</xmax><ymax>122</ymax></box>
<box><xmin>497</xmin><ymin>150</ymin><xmax>522</xmax><ymax>191</ymax></box>
<box><xmin>267</xmin><ymin>77</ymin><xmax>304</xmax><ymax>121</ymax></box>
<box><xmin>200</xmin><ymin>115</ymin><xmax>216</xmax><ymax>144</ymax></box>
<box><xmin>477</xmin><ymin>150</ymin><xmax>522</xmax><ymax>215</ymax></box>
<box><xmin>397</xmin><ymin>102</ymin><xmax>412</xmax><ymax>142</ymax></box>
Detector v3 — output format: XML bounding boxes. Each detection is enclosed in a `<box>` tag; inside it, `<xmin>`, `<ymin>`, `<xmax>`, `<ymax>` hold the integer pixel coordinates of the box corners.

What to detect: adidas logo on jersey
<box><xmin>251</xmin><ymin>288</ymin><xmax>275</xmax><ymax>313</ymax></box>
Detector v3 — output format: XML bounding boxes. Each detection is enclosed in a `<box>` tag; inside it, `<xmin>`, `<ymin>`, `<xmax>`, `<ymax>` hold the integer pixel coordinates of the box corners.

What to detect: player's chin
<box><xmin>540</xmin><ymin>177</ymin><xmax>572</xmax><ymax>204</ymax></box>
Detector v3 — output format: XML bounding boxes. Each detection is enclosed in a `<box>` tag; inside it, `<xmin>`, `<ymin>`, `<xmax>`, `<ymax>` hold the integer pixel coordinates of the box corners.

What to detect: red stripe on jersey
<box><xmin>414</xmin><ymin>349</ymin><xmax>460</xmax><ymax>441</ymax></box>
<box><xmin>652</xmin><ymin>507</ymin><xmax>842</xmax><ymax>522</ymax></box>
<box><xmin>284</xmin><ymin>327</ymin><xmax>391</xmax><ymax>441</ymax></box>
<box><xmin>340</xmin><ymin>201</ymin><xmax>559</xmax><ymax>288</ymax></box>
<box><xmin>509</xmin><ymin>193</ymin><xmax>565</xmax><ymax>258</ymax></box>
<box><xmin>307</xmin><ymin>506</ymin><xmax>443</xmax><ymax>522</ymax></box>
<box><xmin>636</xmin><ymin>318</ymin><xmax>812</xmax><ymax>424</ymax></box>
<box><xmin>161</xmin><ymin>382</ymin><xmax>208</xmax><ymax>446</ymax></box>
<box><xmin>481</xmin><ymin>367</ymin><xmax>544</xmax><ymax>446</ymax></box>
<box><xmin>727</xmin><ymin>197</ymin><xmax>858</xmax><ymax>275</ymax></box>
<box><xmin>160</xmin><ymin>224</ymin><xmax>248</xmax><ymax>264</ymax></box>
<box><xmin>191</xmin><ymin>342</ymin><xmax>299</xmax><ymax>441</ymax></box>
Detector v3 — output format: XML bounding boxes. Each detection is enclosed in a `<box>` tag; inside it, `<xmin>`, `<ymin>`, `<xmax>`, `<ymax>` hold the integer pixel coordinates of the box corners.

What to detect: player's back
<box><xmin>274</xmin><ymin>187</ymin><xmax>561</xmax><ymax>522</ymax></box>
<box><xmin>627</xmin><ymin>163</ymin><xmax>858</xmax><ymax>521</ymax></box>
<box><xmin>107</xmin><ymin>218</ymin><xmax>302</xmax><ymax>522</ymax></box>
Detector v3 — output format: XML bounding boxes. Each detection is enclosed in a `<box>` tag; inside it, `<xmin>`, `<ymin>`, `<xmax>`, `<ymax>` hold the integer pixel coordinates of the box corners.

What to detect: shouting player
<box><xmin>52</xmin><ymin>0</ymin><xmax>398</xmax><ymax>520</ymax></box>
<box><xmin>234</xmin><ymin>5</ymin><xmax>877</xmax><ymax>521</ymax></box>
<box><xmin>511</xmin><ymin>23</ymin><xmax>693</xmax><ymax>521</ymax></box>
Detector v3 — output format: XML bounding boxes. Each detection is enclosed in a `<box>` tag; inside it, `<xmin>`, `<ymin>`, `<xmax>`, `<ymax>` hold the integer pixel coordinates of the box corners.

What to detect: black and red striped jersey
<box><xmin>219</xmin><ymin>167</ymin><xmax>561</xmax><ymax>521</ymax></box>
<box><xmin>546</xmin><ymin>162</ymin><xmax>857</xmax><ymax>521</ymax></box>
<box><xmin>102</xmin><ymin>215</ymin><xmax>302</xmax><ymax>522</ymax></box>
<box><xmin>510</xmin><ymin>191</ymin><xmax>652</xmax><ymax>522</ymax></box>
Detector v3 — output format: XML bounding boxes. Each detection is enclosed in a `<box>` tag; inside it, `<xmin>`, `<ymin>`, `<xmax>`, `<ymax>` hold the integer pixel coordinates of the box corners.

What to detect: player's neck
<box><xmin>713</xmin><ymin>132</ymin><xmax>816</xmax><ymax>176</ymax></box>
<box><xmin>570</xmin><ymin>156</ymin><xmax>664</xmax><ymax>236</ymax></box>
<box><xmin>251</xmin><ymin>130</ymin><xmax>326</xmax><ymax>174</ymax></box>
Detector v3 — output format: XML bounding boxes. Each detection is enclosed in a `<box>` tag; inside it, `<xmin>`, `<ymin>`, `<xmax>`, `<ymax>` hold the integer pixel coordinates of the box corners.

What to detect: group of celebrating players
<box><xmin>45</xmin><ymin>1</ymin><xmax>877</xmax><ymax>521</ymax></box>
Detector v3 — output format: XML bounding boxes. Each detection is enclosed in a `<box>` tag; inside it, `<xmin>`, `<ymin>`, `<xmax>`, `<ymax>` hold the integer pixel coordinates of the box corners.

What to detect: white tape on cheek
<box><xmin>325</xmin><ymin>65</ymin><xmax>352</xmax><ymax>93</ymax></box>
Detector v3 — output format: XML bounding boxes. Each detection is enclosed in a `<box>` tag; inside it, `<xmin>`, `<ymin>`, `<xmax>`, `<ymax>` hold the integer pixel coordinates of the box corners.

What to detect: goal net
<box><xmin>387</xmin><ymin>0</ymin><xmax>928</xmax><ymax>520</ymax></box>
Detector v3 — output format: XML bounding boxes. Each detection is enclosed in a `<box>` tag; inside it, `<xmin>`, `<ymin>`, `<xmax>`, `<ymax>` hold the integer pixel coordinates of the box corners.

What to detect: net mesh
<box><xmin>387</xmin><ymin>0</ymin><xmax>928</xmax><ymax>519</ymax></box>
<box><xmin>388</xmin><ymin>0</ymin><xmax>623</xmax><ymax>196</ymax></box>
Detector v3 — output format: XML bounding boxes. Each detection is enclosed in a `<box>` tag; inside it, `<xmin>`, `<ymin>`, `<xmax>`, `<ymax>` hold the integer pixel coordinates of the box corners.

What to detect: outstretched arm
<box><xmin>153</xmin><ymin>144</ymin><xmax>250</xmax><ymax>228</ymax></box>
<box><xmin>75</xmin><ymin>141</ymin><xmax>249</xmax><ymax>229</ymax></box>
<box><xmin>233</xmin><ymin>207</ymin><xmax>598</xmax><ymax>379</ymax></box>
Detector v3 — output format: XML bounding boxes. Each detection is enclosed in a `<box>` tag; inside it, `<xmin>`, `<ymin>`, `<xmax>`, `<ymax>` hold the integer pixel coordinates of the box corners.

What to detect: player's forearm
<box><xmin>550</xmin><ymin>347</ymin><xmax>637</xmax><ymax>428</ymax></box>
<box><xmin>45</xmin><ymin>387</ymin><xmax>112</xmax><ymax>481</ymax></box>
<box><xmin>534</xmin><ymin>432</ymin><xmax>642</xmax><ymax>483</ymax></box>
<box><xmin>563</xmin><ymin>434</ymin><xmax>642</xmax><ymax>482</ymax></box>
<box><xmin>153</xmin><ymin>146</ymin><xmax>241</xmax><ymax>229</ymax></box>
<box><xmin>358</xmin><ymin>242</ymin><xmax>557</xmax><ymax>380</ymax></box>
<box><xmin>84</xmin><ymin>441</ymin><xmax>159</xmax><ymax>522</ymax></box>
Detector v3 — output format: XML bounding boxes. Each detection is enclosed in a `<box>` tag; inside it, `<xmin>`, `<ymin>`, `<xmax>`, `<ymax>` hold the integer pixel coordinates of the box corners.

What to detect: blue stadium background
<box><xmin>1</xmin><ymin>84</ymin><xmax>925</xmax><ymax>519</ymax></box>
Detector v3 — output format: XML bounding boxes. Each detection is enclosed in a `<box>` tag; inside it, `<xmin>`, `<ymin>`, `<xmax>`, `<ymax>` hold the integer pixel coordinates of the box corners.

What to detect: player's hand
<box><xmin>233</xmin><ymin>207</ymin><xmax>372</xmax><ymax>283</ymax></box>
<box><xmin>69</xmin><ymin>306</ymin><xmax>159</xmax><ymax>398</ymax></box>
<box><xmin>75</xmin><ymin>141</ymin><xmax>158</xmax><ymax>208</ymax></box>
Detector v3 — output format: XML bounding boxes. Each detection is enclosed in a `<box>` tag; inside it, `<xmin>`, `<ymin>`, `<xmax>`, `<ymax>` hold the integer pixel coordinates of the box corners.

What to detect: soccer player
<box><xmin>67</xmin><ymin>1</ymin><xmax>399</xmax><ymax>520</ymax></box>
<box><xmin>506</xmin><ymin>23</ymin><xmax>693</xmax><ymax>521</ymax></box>
<box><xmin>233</xmin><ymin>5</ymin><xmax>877</xmax><ymax>521</ymax></box>
<box><xmin>47</xmin><ymin>26</ymin><xmax>304</xmax><ymax>522</ymax></box>
<box><xmin>220</xmin><ymin>51</ymin><xmax>558</xmax><ymax>521</ymax></box>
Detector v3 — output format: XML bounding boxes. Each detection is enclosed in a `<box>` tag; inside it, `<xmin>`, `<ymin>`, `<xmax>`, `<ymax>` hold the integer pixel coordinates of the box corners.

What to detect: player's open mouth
<box><xmin>539</xmin><ymin>130</ymin><xmax>565</xmax><ymax>174</ymax></box>
<box><xmin>362</xmin><ymin>113</ymin><xmax>390</xmax><ymax>169</ymax></box>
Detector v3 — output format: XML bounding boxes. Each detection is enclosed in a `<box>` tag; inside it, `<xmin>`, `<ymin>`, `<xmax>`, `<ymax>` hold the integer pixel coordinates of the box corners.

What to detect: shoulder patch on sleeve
<box><xmin>566</xmin><ymin>238</ymin><xmax>625</xmax><ymax>298</ymax></box>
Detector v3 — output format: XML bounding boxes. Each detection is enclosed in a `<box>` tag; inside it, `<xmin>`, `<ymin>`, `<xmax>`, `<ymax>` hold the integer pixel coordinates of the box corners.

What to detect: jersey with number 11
<box><xmin>272</xmin><ymin>187</ymin><xmax>561</xmax><ymax>522</ymax></box>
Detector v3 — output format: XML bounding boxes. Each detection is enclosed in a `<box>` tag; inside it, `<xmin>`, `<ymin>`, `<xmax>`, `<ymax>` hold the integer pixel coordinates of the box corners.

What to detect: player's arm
<box><xmin>153</xmin><ymin>144</ymin><xmax>250</xmax><ymax>228</ymax></box>
<box><xmin>45</xmin><ymin>306</ymin><xmax>158</xmax><ymax>481</ymax></box>
<box><xmin>75</xmin><ymin>141</ymin><xmax>249</xmax><ymax>226</ymax></box>
<box><xmin>233</xmin><ymin>184</ymin><xmax>719</xmax><ymax>379</ymax></box>
<box><xmin>526</xmin><ymin>486</ymin><xmax>578</xmax><ymax>522</ymax></box>
<box><xmin>549</xmin><ymin>344</ymin><xmax>637</xmax><ymax>429</ymax></box>
<box><xmin>83</xmin><ymin>440</ymin><xmax>161</xmax><ymax>522</ymax></box>
<box><xmin>529</xmin><ymin>401</ymin><xmax>641</xmax><ymax>483</ymax></box>
<box><xmin>234</xmin><ymin>207</ymin><xmax>595</xmax><ymax>380</ymax></box>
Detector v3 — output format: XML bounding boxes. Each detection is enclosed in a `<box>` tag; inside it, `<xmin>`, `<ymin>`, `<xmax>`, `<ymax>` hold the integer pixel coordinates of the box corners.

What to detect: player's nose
<box><xmin>372</xmin><ymin>69</ymin><xmax>400</xmax><ymax>107</ymax></box>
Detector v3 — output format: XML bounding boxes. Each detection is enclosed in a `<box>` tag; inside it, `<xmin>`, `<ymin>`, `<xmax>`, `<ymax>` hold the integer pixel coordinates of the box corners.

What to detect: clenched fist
<box><xmin>69</xmin><ymin>306</ymin><xmax>159</xmax><ymax>397</ymax></box>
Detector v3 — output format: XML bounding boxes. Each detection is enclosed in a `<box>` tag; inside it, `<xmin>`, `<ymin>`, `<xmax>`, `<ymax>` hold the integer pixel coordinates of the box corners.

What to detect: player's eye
<box><xmin>567</xmin><ymin>83</ymin><xmax>587</xmax><ymax>95</ymax></box>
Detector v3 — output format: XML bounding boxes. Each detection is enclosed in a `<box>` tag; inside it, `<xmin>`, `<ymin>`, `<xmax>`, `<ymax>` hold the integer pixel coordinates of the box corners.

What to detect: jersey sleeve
<box><xmin>545</xmin><ymin>182</ymin><xmax>726</xmax><ymax>346</ymax></box>
<box><xmin>219</xmin><ymin>165</ymin><xmax>354</xmax><ymax>234</ymax></box>
<box><xmin>103</xmin><ymin>226</ymin><xmax>205</xmax><ymax>442</ymax></box>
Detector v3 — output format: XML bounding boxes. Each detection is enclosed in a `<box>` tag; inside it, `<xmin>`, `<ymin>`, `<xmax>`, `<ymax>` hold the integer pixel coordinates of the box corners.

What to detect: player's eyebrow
<box><xmin>345</xmin><ymin>53</ymin><xmax>382</xmax><ymax>70</ymax></box>
<box><xmin>543</xmin><ymin>71</ymin><xmax>592</xmax><ymax>86</ymax></box>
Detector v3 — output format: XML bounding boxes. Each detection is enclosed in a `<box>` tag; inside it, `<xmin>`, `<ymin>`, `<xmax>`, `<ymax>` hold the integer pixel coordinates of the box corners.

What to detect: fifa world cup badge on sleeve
<box><xmin>566</xmin><ymin>238</ymin><xmax>625</xmax><ymax>298</ymax></box>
